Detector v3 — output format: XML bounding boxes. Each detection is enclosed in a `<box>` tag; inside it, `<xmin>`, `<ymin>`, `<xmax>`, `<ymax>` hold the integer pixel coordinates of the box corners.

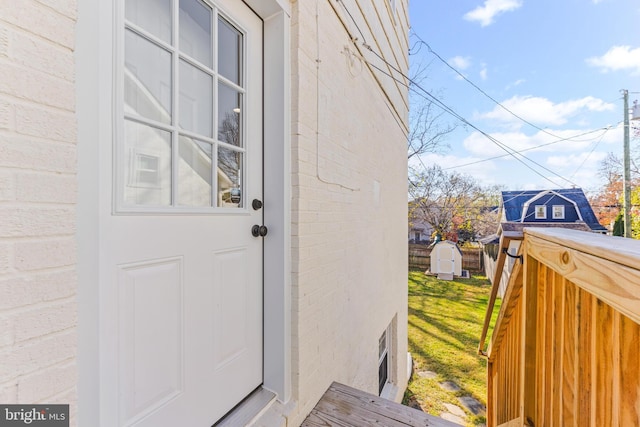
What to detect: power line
<box><xmin>328</xmin><ymin>0</ymin><xmax>408</xmax><ymax>138</ymax></box>
<box><xmin>569</xmin><ymin>126</ymin><xmax>609</xmax><ymax>180</ymax></box>
<box><xmin>335</xmin><ymin>0</ymin><xmax>368</xmax><ymax>44</ymax></box>
<box><xmin>410</xmin><ymin>31</ymin><xmax>585</xmax><ymax>141</ymax></box>
<box><xmin>358</xmin><ymin>36</ymin><xmax>584</xmax><ymax>187</ymax></box>
<box><xmin>365</xmin><ymin>59</ymin><xmax>573</xmax><ymax>188</ymax></box>
<box><xmin>331</xmin><ymin>0</ymin><xmax>432</xmax><ymax>188</ymax></box>
<box><xmin>442</xmin><ymin>126</ymin><xmax>614</xmax><ymax>171</ymax></box>
<box><xmin>336</xmin><ymin>0</ymin><xmax>599</xmax><ymax>190</ymax></box>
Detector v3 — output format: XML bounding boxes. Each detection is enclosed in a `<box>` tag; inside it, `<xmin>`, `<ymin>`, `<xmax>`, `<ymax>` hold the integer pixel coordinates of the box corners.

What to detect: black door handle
<box><xmin>251</xmin><ymin>225</ymin><xmax>268</xmax><ymax>237</ymax></box>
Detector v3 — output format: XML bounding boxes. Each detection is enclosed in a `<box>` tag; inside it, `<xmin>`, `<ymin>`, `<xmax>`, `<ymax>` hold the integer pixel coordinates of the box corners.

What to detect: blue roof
<box><xmin>501</xmin><ymin>188</ymin><xmax>606</xmax><ymax>232</ymax></box>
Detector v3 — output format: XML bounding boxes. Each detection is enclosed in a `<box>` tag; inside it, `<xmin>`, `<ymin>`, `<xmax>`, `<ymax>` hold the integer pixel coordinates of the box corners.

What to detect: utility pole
<box><xmin>623</xmin><ymin>89</ymin><xmax>632</xmax><ymax>238</ymax></box>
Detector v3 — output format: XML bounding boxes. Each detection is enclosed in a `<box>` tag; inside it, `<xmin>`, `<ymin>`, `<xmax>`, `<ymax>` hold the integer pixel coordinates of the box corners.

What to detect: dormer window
<box><xmin>552</xmin><ymin>205</ymin><xmax>565</xmax><ymax>219</ymax></box>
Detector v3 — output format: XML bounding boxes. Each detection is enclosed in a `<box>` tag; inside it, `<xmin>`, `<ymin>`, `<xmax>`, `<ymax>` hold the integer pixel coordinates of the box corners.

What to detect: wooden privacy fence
<box><xmin>408</xmin><ymin>244</ymin><xmax>482</xmax><ymax>271</ymax></box>
<box><xmin>480</xmin><ymin>228</ymin><xmax>640</xmax><ymax>427</ymax></box>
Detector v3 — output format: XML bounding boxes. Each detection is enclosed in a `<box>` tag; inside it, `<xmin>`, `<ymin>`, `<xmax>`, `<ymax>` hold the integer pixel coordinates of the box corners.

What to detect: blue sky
<box><xmin>408</xmin><ymin>0</ymin><xmax>640</xmax><ymax>194</ymax></box>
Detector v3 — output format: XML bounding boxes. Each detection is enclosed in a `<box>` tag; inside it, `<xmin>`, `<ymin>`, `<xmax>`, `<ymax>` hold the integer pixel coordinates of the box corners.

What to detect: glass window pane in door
<box><xmin>217</xmin><ymin>83</ymin><xmax>242</xmax><ymax>147</ymax></box>
<box><xmin>125</xmin><ymin>0</ymin><xmax>172</xmax><ymax>43</ymax></box>
<box><xmin>178</xmin><ymin>136</ymin><xmax>212</xmax><ymax>206</ymax></box>
<box><xmin>125</xmin><ymin>30</ymin><xmax>172</xmax><ymax>124</ymax></box>
<box><xmin>218</xmin><ymin>17</ymin><xmax>242</xmax><ymax>85</ymax></box>
<box><xmin>123</xmin><ymin>120</ymin><xmax>172</xmax><ymax>206</ymax></box>
<box><xmin>217</xmin><ymin>147</ymin><xmax>242</xmax><ymax>208</ymax></box>
<box><xmin>179</xmin><ymin>0</ymin><xmax>212</xmax><ymax>67</ymax></box>
<box><xmin>179</xmin><ymin>60</ymin><xmax>212</xmax><ymax>137</ymax></box>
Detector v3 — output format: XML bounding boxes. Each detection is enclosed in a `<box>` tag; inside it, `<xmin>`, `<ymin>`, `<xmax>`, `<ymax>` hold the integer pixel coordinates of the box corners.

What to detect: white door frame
<box><xmin>76</xmin><ymin>1</ymin><xmax>292</xmax><ymax>424</ymax></box>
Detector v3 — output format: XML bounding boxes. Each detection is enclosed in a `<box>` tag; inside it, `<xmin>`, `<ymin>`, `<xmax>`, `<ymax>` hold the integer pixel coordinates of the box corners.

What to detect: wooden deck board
<box><xmin>302</xmin><ymin>382</ymin><xmax>462</xmax><ymax>427</ymax></box>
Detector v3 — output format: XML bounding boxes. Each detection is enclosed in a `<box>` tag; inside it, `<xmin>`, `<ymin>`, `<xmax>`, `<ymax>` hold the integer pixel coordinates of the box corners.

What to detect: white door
<box><xmin>438</xmin><ymin>246</ymin><xmax>455</xmax><ymax>274</ymax></box>
<box><xmin>101</xmin><ymin>1</ymin><xmax>263</xmax><ymax>425</ymax></box>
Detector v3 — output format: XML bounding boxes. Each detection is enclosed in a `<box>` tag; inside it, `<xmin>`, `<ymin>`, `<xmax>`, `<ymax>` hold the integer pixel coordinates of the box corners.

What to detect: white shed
<box><xmin>430</xmin><ymin>241</ymin><xmax>463</xmax><ymax>280</ymax></box>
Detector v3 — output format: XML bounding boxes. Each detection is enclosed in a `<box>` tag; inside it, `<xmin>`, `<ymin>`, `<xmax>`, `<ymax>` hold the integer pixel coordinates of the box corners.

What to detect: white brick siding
<box><xmin>15</xmin><ymin>104</ymin><xmax>77</xmax><ymax>142</ymax></box>
<box><xmin>13</xmin><ymin>238</ymin><xmax>76</xmax><ymax>271</ymax></box>
<box><xmin>0</xmin><ymin>271</ymin><xmax>76</xmax><ymax>311</ymax></box>
<box><xmin>0</xmin><ymin>172</ymin><xmax>14</xmax><ymax>201</ymax></box>
<box><xmin>0</xmin><ymin>207</ymin><xmax>75</xmax><ymax>237</ymax></box>
<box><xmin>13</xmin><ymin>359</ymin><xmax>77</xmax><ymax>404</ymax></box>
<box><xmin>0</xmin><ymin>331</ymin><xmax>76</xmax><ymax>385</ymax></box>
<box><xmin>0</xmin><ymin>25</ymin><xmax>9</xmax><ymax>57</ymax></box>
<box><xmin>0</xmin><ymin>1</ymin><xmax>76</xmax><ymax>49</ymax></box>
<box><xmin>0</xmin><ymin>244</ymin><xmax>10</xmax><ymax>274</ymax></box>
<box><xmin>0</xmin><ymin>0</ymin><xmax>78</xmax><ymax>422</ymax></box>
<box><xmin>0</xmin><ymin>100</ymin><xmax>11</xmax><ymax>129</ymax></box>
<box><xmin>0</xmin><ymin>137</ymin><xmax>76</xmax><ymax>173</ymax></box>
<box><xmin>10</xmin><ymin>27</ymin><xmax>75</xmax><ymax>81</ymax></box>
<box><xmin>0</xmin><ymin>62</ymin><xmax>75</xmax><ymax>111</ymax></box>
<box><xmin>15</xmin><ymin>173</ymin><xmax>77</xmax><ymax>204</ymax></box>
<box><xmin>285</xmin><ymin>1</ymin><xmax>409</xmax><ymax>424</ymax></box>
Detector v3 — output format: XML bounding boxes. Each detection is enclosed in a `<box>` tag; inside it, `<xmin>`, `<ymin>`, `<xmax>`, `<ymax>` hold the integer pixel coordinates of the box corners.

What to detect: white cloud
<box><xmin>463</xmin><ymin>131</ymin><xmax>548</xmax><ymax>157</ymax></box>
<box><xmin>475</xmin><ymin>95</ymin><xmax>615</xmax><ymax>127</ymax></box>
<box><xmin>480</xmin><ymin>63</ymin><xmax>488</xmax><ymax>80</ymax></box>
<box><xmin>546</xmin><ymin>151</ymin><xmax>607</xmax><ymax>170</ymax></box>
<box><xmin>409</xmin><ymin>153</ymin><xmax>499</xmax><ymax>184</ymax></box>
<box><xmin>464</xmin><ymin>0</ymin><xmax>523</xmax><ymax>27</ymax></box>
<box><xmin>449</xmin><ymin>55</ymin><xmax>472</xmax><ymax>70</ymax></box>
<box><xmin>462</xmin><ymin>126</ymin><xmax>618</xmax><ymax>158</ymax></box>
<box><xmin>505</xmin><ymin>79</ymin><xmax>525</xmax><ymax>91</ymax></box>
<box><xmin>413</xmin><ymin>126</ymin><xmax>618</xmax><ymax>190</ymax></box>
<box><xmin>458</xmin><ymin>130</ymin><xmax>615</xmax><ymax>189</ymax></box>
<box><xmin>586</xmin><ymin>45</ymin><xmax>640</xmax><ymax>75</ymax></box>
<box><xmin>546</xmin><ymin>151</ymin><xmax>608</xmax><ymax>189</ymax></box>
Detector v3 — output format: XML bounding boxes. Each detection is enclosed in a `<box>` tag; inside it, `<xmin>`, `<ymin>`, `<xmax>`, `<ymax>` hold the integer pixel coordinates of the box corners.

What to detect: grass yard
<box><xmin>403</xmin><ymin>271</ymin><xmax>501</xmax><ymax>426</ymax></box>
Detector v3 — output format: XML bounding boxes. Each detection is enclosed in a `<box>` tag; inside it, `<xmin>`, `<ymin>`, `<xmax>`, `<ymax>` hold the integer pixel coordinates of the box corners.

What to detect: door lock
<box><xmin>252</xmin><ymin>199</ymin><xmax>263</xmax><ymax>210</ymax></box>
<box><xmin>251</xmin><ymin>225</ymin><xmax>268</xmax><ymax>237</ymax></box>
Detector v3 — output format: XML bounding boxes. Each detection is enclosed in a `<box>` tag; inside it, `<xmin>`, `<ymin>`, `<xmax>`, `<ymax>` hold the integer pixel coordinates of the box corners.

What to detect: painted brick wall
<box><xmin>0</xmin><ymin>0</ymin><xmax>78</xmax><ymax>424</ymax></box>
<box><xmin>287</xmin><ymin>0</ymin><xmax>409</xmax><ymax>424</ymax></box>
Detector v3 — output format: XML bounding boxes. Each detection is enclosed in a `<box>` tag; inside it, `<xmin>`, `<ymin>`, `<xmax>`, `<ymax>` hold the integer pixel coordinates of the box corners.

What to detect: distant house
<box><xmin>408</xmin><ymin>199</ymin><xmax>436</xmax><ymax>244</ymax></box>
<box><xmin>408</xmin><ymin>219</ymin><xmax>433</xmax><ymax>244</ymax></box>
<box><xmin>500</xmin><ymin>188</ymin><xmax>607</xmax><ymax>232</ymax></box>
<box><xmin>484</xmin><ymin>188</ymin><xmax>606</xmax><ymax>297</ymax></box>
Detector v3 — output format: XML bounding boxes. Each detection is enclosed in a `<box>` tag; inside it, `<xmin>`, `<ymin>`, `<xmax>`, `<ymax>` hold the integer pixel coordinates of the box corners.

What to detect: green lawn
<box><xmin>403</xmin><ymin>271</ymin><xmax>500</xmax><ymax>426</ymax></box>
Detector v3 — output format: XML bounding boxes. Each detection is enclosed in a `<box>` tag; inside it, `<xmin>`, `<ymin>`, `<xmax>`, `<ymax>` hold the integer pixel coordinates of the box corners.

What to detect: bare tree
<box><xmin>462</xmin><ymin>184</ymin><xmax>503</xmax><ymax>239</ymax></box>
<box><xmin>599</xmin><ymin>152</ymin><xmax>639</xmax><ymax>180</ymax></box>
<box><xmin>408</xmin><ymin>101</ymin><xmax>456</xmax><ymax>159</ymax></box>
<box><xmin>218</xmin><ymin>111</ymin><xmax>241</xmax><ymax>185</ymax></box>
<box><xmin>409</xmin><ymin>165</ymin><xmax>480</xmax><ymax>238</ymax></box>
<box><xmin>409</xmin><ymin>167</ymin><xmax>503</xmax><ymax>241</ymax></box>
<box><xmin>407</xmin><ymin>59</ymin><xmax>457</xmax><ymax>159</ymax></box>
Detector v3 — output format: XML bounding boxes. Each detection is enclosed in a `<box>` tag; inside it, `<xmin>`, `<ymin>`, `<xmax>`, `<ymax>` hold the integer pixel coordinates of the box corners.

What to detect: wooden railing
<box><xmin>481</xmin><ymin>228</ymin><xmax>640</xmax><ymax>427</ymax></box>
